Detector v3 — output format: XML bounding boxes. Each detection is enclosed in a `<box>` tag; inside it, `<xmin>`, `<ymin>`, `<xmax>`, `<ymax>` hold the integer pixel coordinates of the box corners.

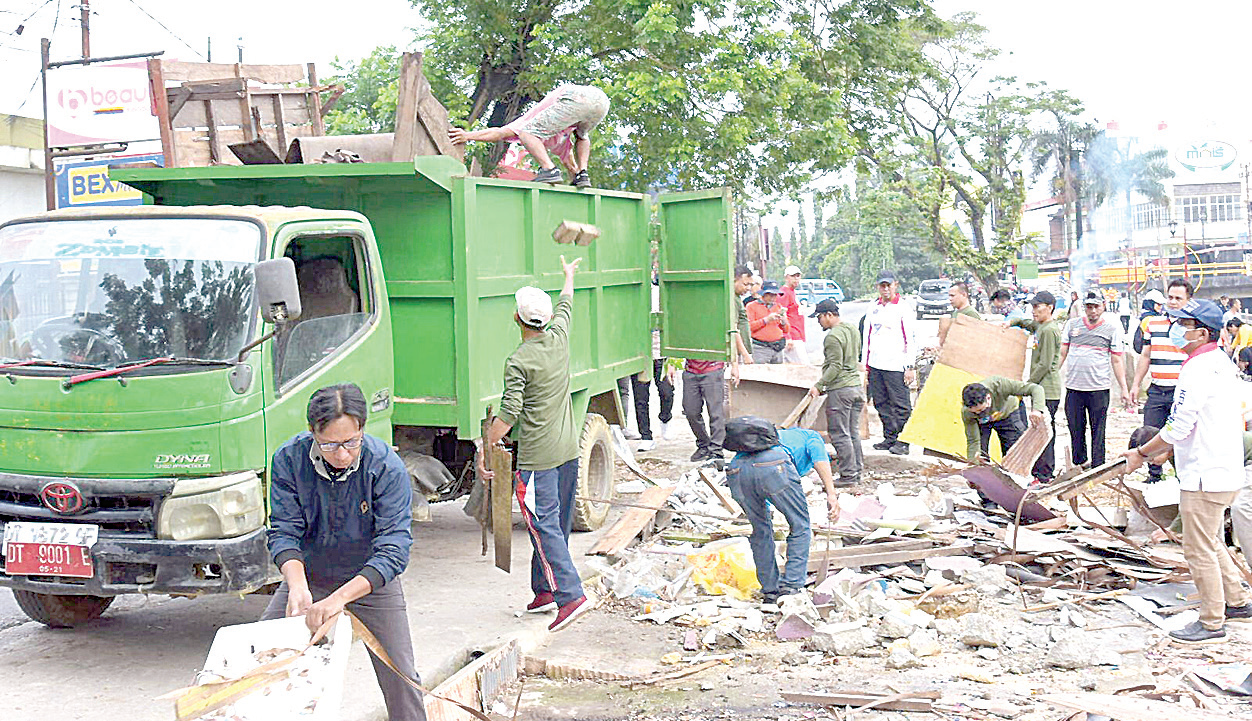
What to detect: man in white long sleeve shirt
<box><xmin>862</xmin><ymin>270</ymin><xmax>916</xmax><ymax>455</ymax></box>
<box><xmin>1123</xmin><ymin>298</ymin><xmax>1252</xmax><ymax>644</ymax></box>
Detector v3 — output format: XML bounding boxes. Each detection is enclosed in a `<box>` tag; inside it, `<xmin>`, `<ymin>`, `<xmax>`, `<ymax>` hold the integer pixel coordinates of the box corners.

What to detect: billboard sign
<box><xmin>1175</xmin><ymin>140</ymin><xmax>1237</xmax><ymax>172</ymax></box>
<box><xmin>54</xmin><ymin>154</ymin><xmax>164</xmax><ymax>208</ymax></box>
<box><xmin>47</xmin><ymin>61</ymin><xmax>160</xmax><ymax>147</ymax></box>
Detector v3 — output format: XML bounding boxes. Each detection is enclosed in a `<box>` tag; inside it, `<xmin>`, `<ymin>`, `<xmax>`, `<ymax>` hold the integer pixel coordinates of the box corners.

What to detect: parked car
<box><xmin>915</xmin><ymin>278</ymin><xmax>953</xmax><ymax>319</ymax></box>
<box><xmin>797</xmin><ymin>278</ymin><xmax>845</xmax><ymax>304</ymax></box>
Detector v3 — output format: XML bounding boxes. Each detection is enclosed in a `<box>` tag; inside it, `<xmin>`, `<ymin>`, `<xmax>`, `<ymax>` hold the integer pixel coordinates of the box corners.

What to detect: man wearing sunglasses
<box><xmin>264</xmin><ymin>383</ymin><xmax>425</xmax><ymax>720</ymax></box>
<box><xmin>1122</xmin><ymin>299</ymin><xmax>1252</xmax><ymax>645</ymax></box>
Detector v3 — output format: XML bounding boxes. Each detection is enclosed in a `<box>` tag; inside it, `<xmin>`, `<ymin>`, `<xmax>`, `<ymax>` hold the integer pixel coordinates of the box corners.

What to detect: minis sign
<box><xmin>1176</xmin><ymin>140</ymin><xmax>1237</xmax><ymax>172</ymax></box>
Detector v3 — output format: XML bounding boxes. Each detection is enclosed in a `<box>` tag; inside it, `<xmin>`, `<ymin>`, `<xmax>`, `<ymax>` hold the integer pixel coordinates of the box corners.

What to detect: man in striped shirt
<box><xmin>1130</xmin><ymin>279</ymin><xmax>1193</xmax><ymax>483</ymax></box>
<box><xmin>1060</xmin><ymin>290</ymin><xmax>1132</xmax><ymax>469</ymax></box>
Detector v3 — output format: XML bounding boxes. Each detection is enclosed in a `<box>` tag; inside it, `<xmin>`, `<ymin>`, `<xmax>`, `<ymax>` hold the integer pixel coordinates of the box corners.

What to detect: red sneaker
<box><xmin>527</xmin><ymin>592</ymin><xmax>557</xmax><ymax>613</ymax></box>
<box><xmin>548</xmin><ymin>595</ymin><xmax>593</xmax><ymax>632</ymax></box>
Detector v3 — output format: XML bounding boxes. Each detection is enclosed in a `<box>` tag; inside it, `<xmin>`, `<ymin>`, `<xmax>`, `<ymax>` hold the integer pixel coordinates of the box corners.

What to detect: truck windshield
<box><xmin>0</xmin><ymin>218</ymin><xmax>260</xmax><ymax>369</ymax></box>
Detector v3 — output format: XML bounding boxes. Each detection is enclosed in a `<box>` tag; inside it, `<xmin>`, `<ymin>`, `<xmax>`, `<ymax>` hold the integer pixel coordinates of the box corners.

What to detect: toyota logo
<box><xmin>39</xmin><ymin>481</ymin><xmax>85</xmax><ymax>515</ymax></box>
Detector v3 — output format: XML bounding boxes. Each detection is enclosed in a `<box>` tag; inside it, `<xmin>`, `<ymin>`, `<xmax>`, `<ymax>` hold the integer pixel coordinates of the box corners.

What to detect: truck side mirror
<box><xmin>255</xmin><ymin>258</ymin><xmax>303</xmax><ymax>323</ymax></box>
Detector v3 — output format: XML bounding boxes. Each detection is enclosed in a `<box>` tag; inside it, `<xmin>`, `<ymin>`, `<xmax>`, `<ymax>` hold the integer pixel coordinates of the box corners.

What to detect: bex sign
<box><xmin>1176</xmin><ymin>140</ymin><xmax>1237</xmax><ymax>172</ymax></box>
<box><xmin>47</xmin><ymin>61</ymin><xmax>160</xmax><ymax>147</ymax></box>
<box><xmin>54</xmin><ymin>153</ymin><xmax>164</xmax><ymax>208</ymax></box>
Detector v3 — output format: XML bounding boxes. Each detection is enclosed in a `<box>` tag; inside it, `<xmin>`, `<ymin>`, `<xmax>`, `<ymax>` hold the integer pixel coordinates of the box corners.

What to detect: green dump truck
<box><xmin>0</xmin><ymin>157</ymin><xmax>732</xmax><ymax>626</ymax></box>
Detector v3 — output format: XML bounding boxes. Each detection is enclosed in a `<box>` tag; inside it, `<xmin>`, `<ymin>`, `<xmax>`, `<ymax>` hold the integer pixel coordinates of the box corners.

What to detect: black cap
<box><xmin>875</xmin><ymin>270</ymin><xmax>897</xmax><ymax>284</ymax></box>
<box><xmin>1029</xmin><ymin>290</ymin><xmax>1056</xmax><ymax>307</ymax></box>
<box><xmin>760</xmin><ymin>280</ymin><xmax>781</xmax><ymax>295</ymax></box>
<box><xmin>810</xmin><ymin>299</ymin><xmax>840</xmax><ymax>317</ymax></box>
<box><xmin>1083</xmin><ymin>290</ymin><xmax>1104</xmax><ymax>306</ymax></box>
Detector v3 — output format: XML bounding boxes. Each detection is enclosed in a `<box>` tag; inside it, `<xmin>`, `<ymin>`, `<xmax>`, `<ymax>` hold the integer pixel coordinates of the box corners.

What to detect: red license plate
<box><xmin>4</xmin><ymin>542</ymin><xmax>94</xmax><ymax>578</ymax></box>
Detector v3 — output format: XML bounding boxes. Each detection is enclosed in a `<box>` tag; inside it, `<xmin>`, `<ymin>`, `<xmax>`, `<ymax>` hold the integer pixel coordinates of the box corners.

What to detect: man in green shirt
<box><xmin>938</xmin><ymin>281</ymin><xmax>981</xmax><ymax>345</ymax></box>
<box><xmin>961</xmin><ymin>376</ymin><xmax>1046</xmax><ymax>461</ymax></box>
<box><xmin>479</xmin><ymin>255</ymin><xmax>590</xmax><ymax>632</ymax></box>
<box><xmin>1009</xmin><ymin>290</ymin><xmax>1063</xmax><ymax>483</ymax></box>
<box><xmin>807</xmin><ymin>299</ymin><xmax>863</xmax><ymax>486</ymax></box>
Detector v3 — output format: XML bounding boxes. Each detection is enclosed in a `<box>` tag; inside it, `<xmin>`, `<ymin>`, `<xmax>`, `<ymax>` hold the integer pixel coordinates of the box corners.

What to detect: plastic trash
<box><xmin>686</xmin><ymin>537</ymin><xmax>761</xmax><ymax>600</ymax></box>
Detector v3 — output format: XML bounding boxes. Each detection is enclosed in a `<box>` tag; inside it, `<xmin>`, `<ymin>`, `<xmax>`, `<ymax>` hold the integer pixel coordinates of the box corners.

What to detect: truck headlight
<box><xmin>156</xmin><ymin>472</ymin><xmax>265</xmax><ymax>541</ymax></box>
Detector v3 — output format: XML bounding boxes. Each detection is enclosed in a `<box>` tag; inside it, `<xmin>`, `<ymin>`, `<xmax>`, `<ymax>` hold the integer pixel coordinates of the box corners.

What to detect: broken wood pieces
<box><xmin>805</xmin><ymin>539</ymin><xmax>976</xmax><ymax>573</ymax></box>
<box><xmin>1038</xmin><ymin>692</ymin><xmax>1236</xmax><ymax>721</ymax></box>
<box><xmin>552</xmin><ymin>220</ymin><xmax>601</xmax><ymax>246</ymax></box>
<box><xmin>999</xmin><ymin>416</ymin><xmax>1052</xmax><ymax>477</ymax></box>
<box><xmin>587</xmin><ymin>486</ymin><xmax>677</xmax><ymax>556</ymax></box>
<box><xmin>697</xmin><ymin>468</ymin><xmax>741</xmax><ymax>516</ymax></box>
<box><xmin>391</xmin><ymin>51</ymin><xmax>463</xmax><ymax>162</ymax></box>
<box><xmin>781</xmin><ymin>690</ymin><xmax>940</xmax><ymax>714</ymax></box>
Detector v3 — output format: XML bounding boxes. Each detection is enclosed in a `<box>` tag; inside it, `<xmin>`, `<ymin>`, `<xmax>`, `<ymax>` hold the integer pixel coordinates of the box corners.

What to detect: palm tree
<box><xmin>1029</xmin><ymin>118</ymin><xmax>1100</xmax><ymax>255</ymax></box>
<box><xmin>1082</xmin><ymin>134</ymin><xmax>1174</xmax><ymax>241</ymax></box>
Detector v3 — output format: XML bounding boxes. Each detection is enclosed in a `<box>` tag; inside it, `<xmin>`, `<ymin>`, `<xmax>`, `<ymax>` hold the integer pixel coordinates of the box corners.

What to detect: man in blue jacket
<box><xmin>726</xmin><ymin>423</ymin><xmax>839</xmax><ymax>604</ymax></box>
<box><xmin>264</xmin><ymin>383</ymin><xmax>424</xmax><ymax>721</ymax></box>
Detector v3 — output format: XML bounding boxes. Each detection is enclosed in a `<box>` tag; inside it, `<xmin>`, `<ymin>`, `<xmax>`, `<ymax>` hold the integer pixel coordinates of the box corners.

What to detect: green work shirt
<box><xmin>498</xmin><ymin>294</ymin><xmax>579</xmax><ymax>471</ymax></box>
<box><xmin>737</xmin><ymin>301</ymin><xmax>751</xmax><ymax>350</ymax></box>
<box><xmin>961</xmin><ymin>376</ymin><xmax>1045</xmax><ymax>459</ymax></box>
<box><xmin>1010</xmin><ymin>318</ymin><xmax>1063</xmax><ymax>400</ymax></box>
<box><xmin>952</xmin><ymin>306</ymin><xmax>981</xmax><ymax>321</ymax></box>
<box><xmin>816</xmin><ymin>322</ymin><xmax>862</xmax><ymax>392</ymax></box>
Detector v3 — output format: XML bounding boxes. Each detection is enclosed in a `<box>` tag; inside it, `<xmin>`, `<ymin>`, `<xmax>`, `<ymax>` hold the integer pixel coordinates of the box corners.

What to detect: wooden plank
<box><xmin>814</xmin><ymin>543</ymin><xmax>975</xmax><ymax>572</ymax></box>
<box><xmin>272</xmin><ymin>94</ymin><xmax>288</xmax><ymax>153</ymax></box>
<box><xmin>780</xmin><ymin>691</ymin><xmax>936</xmax><ymax>713</ymax></box>
<box><xmin>936</xmin><ymin>314</ymin><xmax>1028</xmax><ymax>378</ymax></box>
<box><xmin>1028</xmin><ymin>458</ymin><xmax>1127</xmax><ymax>503</ymax></box>
<box><xmin>307</xmin><ymin>62</ymin><xmax>325</xmax><ymax>134</ymax></box>
<box><xmin>999</xmin><ymin>415</ymin><xmax>1052</xmax><ymax>477</ymax></box>
<box><xmin>159</xmin><ymin>60</ymin><xmax>305</xmax><ymax>84</ymax></box>
<box><xmin>487</xmin><ymin>443</ymin><xmax>513</xmax><ymax>573</ymax></box>
<box><xmin>148</xmin><ymin>58</ymin><xmax>176</xmax><ymax>166</ymax></box>
<box><xmin>413</xmin><ymin>74</ymin><xmax>462</xmax><ymax>159</ymax></box>
<box><xmin>780</xmin><ymin>393</ymin><xmax>815</xmax><ymax>428</ymax></box>
<box><xmin>819</xmin><ymin>539</ymin><xmax>935</xmax><ymax>558</ymax></box>
<box><xmin>391</xmin><ymin>52</ymin><xmax>421</xmax><ymax>162</ymax></box>
<box><xmin>587</xmin><ymin>486</ymin><xmax>676</xmax><ymax>556</ymax></box>
<box><xmin>696</xmin><ymin>468</ymin><xmax>740</xmax><ymax>515</ymax></box>
<box><xmin>1037</xmin><ymin>692</ymin><xmax>1234</xmax><ymax>721</ymax></box>
<box><xmin>204</xmin><ymin>100</ymin><xmax>222</xmax><ymax>164</ymax></box>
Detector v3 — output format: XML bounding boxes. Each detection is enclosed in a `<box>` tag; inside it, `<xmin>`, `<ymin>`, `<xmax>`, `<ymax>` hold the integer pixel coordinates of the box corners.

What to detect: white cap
<box><xmin>784</xmin><ymin>265</ymin><xmax>802</xmax><ymax>277</ymax></box>
<box><xmin>514</xmin><ymin>286</ymin><xmax>553</xmax><ymax>327</ymax></box>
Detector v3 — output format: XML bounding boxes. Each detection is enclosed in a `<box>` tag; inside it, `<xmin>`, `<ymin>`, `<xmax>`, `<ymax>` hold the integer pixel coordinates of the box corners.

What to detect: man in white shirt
<box><xmin>862</xmin><ymin>270</ymin><xmax>916</xmax><ymax>455</ymax></box>
<box><xmin>1123</xmin><ymin>298</ymin><xmax>1252</xmax><ymax>644</ymax></box>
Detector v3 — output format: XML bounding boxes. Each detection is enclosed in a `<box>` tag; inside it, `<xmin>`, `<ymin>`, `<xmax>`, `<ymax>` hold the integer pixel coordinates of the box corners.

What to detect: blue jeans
<box><xmin>517</xmin><ymin>459</ymin><xmax>585</xmax><ymax>606</ymax></box>
<box><xmin>725</xmin><ymin>448</ymin><xmax>811</xmax><ymax>595</ymax></box>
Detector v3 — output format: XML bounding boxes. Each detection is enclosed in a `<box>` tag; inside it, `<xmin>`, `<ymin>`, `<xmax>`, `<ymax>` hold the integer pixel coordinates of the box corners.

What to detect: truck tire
<box><xmin>12</xmin><ymin>590</ymin><xmax>114</xmax><ymax>628</ymax></box>
<box><xmin>572</xmin><ymin>413</ymin><xmax>614</xmax><ymax>532</ymax></box>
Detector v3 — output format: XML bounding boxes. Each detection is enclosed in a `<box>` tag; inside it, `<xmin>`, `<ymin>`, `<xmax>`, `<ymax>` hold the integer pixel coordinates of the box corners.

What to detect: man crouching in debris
<box><xmin>1121</xmin><ymin>299</ymin><xmax>1252</xmax><ymax>644</ymax></box>
<box><xmin>265</xmin><ymin>383</ymin><xmax>426</xmax><ymax>721</ymax></box>
<box><xmin>478</xmin><ymin>255</ymin><xmax>592</xmax><ymax>632</ymax></box>
<box><xmin>960</xmin><ymin>377</ymin><xmax>1046</xmax><ymax>462</ymax></box>
<box><xmin>724</xmin><ymin>417</ymin><xmax>840</xmax><ymax>604</ymax></box>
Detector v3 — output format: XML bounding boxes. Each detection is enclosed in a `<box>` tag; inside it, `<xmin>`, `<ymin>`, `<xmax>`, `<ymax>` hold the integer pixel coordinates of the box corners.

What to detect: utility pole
<box><xmin>41</xmin><ymin>38</ymin><xmax>54</xmax><ymax>210</ymax></box>
<box><xmin>207</xmin><ymin>37</ymin><xmax>212</xmax><ymax>62</ymax></box>
<box><xmin>237</xmin><ymin>38</ymin><xmax>244</xmax><ymax>63</ymax></box>
<box><xmin>79</xmin><ymin>0</ymin><xmax>89</xmax><ymax>58</ymax></box>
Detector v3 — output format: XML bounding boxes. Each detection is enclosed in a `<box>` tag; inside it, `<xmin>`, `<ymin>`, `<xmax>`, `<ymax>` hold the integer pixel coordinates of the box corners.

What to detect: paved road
<box><xmin>797</xmin><ymin>296</ymin><xmax>940</xmax><ymax>362</ymax></box>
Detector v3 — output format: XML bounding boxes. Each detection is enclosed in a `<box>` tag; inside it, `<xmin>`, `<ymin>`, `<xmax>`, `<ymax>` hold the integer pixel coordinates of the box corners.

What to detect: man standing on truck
<box><xmin>479</xmin><ymin>255</ymin><xmax>592</xmax><ymax>632</ymax></box>
<box><xmin>449</xmin><ymin>84</ymin><xmax>609</xmax><ymax>188</ymax></box>
<box><xmin>265</xmin><ymin>383</ymin><xmax>426</xmax><ymax>721</ymax></box>
<box><xmin>863</xmin><ymin>269</ymin><xmax>915</xmax><ymax>456</ymax></box>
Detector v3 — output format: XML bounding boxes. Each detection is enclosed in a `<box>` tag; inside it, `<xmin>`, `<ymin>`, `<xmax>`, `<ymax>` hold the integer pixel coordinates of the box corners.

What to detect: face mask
<box><xmin>1168</xmin><ymin>323</ymin><xmax>1191</xmax><ymax>348</ymax></box>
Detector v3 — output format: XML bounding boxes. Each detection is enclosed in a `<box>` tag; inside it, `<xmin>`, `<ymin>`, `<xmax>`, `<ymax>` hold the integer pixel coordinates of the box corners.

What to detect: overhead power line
<box><xmin>121</xmin><ymin>0</ymin><xmax>205</xmax><ymax>60</ymax></box>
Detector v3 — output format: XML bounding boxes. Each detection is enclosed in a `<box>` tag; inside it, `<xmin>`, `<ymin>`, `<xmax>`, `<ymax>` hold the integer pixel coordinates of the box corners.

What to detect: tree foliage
<box><xmin>323</xmin><ymin>47</ymin><xmax>403</xmax><ymax>135</ymax></box>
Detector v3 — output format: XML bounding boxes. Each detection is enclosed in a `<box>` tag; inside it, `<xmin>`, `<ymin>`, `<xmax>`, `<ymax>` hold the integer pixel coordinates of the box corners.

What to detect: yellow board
<box><xmin>899</xmin><ymin>363</ymin><xmax>1006</xmax><ymax>461</ymax></box>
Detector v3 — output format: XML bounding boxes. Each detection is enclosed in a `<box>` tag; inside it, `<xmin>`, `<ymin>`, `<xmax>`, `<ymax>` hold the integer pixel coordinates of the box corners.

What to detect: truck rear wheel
<box><xmin>572</xmin><ymin>413</ymin><xmax>614</xmax><ymax>531</ymax></box>
<box><xmin>13</xmin><ymin>590</ymin><xmax>115</xmax><ymax>628</ymax></box>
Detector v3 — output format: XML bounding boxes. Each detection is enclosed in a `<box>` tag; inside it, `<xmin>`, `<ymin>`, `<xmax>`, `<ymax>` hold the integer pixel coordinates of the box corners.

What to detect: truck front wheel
<box><xmin>572</xmin><ymin>413</ymin><xmax>614</xmax><ymax>531</ymax></box>
<box><xmin>12</xmin><ymin>590</ymin><xmax>114</xmax><ymax>628</ymax></box>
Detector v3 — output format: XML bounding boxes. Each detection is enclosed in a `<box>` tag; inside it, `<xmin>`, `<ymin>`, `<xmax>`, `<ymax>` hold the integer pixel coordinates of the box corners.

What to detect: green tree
<box><xmin>1029</xmin><ymin>118</ymin><xmax>1099</xmax><ymax>255</ymax></box>
<box><xmin>323</xmin><ymin>47</ymin><xmax>404</xmax><ymax>135</ymax></box>
<box><xmin>861</xmin><ymin>14</ymin><xmax>1084</xmax><ymax>292</ymax></box>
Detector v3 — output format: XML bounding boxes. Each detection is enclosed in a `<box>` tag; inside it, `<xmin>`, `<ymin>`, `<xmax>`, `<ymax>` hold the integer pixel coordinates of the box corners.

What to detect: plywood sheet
<box><xmin>937</xmin><ymin>314</ymin><xmax>1028</xmax><ymax>378</ymax></box>
<box><xmin>898</xmin><ymin>363</ymin><xmax>994</xmax><ymax>459</ymax></box>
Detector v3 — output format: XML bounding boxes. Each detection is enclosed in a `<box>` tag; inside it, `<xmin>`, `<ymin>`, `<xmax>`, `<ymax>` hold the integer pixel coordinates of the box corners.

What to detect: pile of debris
<box><xmin>576</xmin><ymin>456</ymin><xmax>1252</xmax><ymax>718</ymax></box>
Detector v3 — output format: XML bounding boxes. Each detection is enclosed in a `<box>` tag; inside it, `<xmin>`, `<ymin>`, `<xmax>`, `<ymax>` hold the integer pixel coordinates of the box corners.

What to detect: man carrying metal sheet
<box><xmin>479</xmin><ymin>256</ymin><xmax>592</xmax><ymax>632</ymax></box>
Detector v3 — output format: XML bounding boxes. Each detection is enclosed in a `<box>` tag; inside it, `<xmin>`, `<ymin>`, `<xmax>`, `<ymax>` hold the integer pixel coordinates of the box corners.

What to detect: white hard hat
<box><xmin>784</xmin><ymin>265</ymin><xmax>802</xmax><ymax>277</ymax></box>
<box><xmin>1143</xmin><ymin>289</ymin><xmax>1165</xmax><ymax>305</ymax></box>
<box><xmin>515</xmin><ymin>286</ymin><xmax>553</xmax><ymax>327</ymax></box>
